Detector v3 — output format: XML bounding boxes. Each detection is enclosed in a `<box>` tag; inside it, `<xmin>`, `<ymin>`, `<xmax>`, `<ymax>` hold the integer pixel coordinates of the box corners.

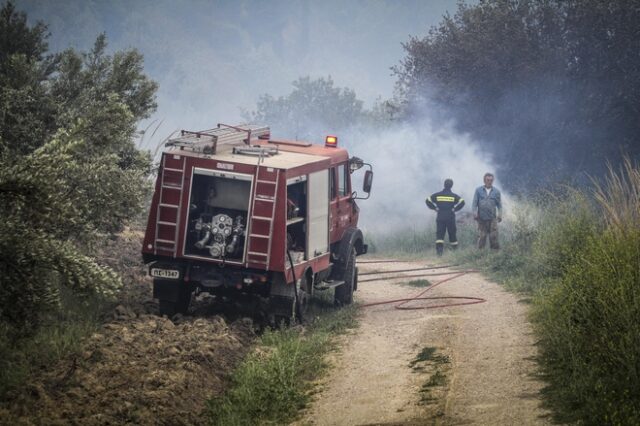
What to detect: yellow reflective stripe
<box><xmin>435</xmin><ymin>196</ymin><xmax>455</xmax><ymax>202</ymax></box>
<box><xmin>450</xmin><ymin>241</ymin><xmax>459</xmax><ymax>245</ymax></box>
<box><xmin>435</xmin><ymin>240</ymin><xmax>445</xmax><ymax>243</ymax></box>
<box><xmin>426</xmin><ymin>196</ymin><xmax>433</xmax><ymax>203</ymax></box>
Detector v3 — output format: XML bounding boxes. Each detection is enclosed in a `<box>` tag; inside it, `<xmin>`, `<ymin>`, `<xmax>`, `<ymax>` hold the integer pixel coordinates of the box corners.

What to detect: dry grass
<box><xmin>592</xmin><ymin>156</ymin><xmax>640</xmax><ymax>232</ymax></box>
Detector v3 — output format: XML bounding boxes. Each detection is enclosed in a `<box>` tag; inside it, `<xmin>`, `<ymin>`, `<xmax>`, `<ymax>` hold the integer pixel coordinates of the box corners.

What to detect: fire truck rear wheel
<box><xmin>335</xmin><ymin>248</ymin><xmax>356</xmax><ymax>305</ymax></box>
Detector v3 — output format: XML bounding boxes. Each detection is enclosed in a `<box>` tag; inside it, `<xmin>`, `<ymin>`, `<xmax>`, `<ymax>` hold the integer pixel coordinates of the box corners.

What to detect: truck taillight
<box><xmin>325</xmin><ymin>135</ymin><xmax>338</xmax><ymax>147</ymax></box>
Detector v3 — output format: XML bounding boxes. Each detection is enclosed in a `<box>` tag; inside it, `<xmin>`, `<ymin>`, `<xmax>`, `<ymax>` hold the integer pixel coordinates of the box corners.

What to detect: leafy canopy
<box><xmin>0</xmin><ymin>2</ymin><xmax>157</xmax><ymax>333</ymax></box>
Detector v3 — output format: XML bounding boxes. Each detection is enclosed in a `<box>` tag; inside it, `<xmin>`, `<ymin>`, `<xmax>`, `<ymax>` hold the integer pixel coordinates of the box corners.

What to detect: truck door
<box><xmin>329</xmin><ymin>162</ymin><xmax>351</xmax><ymax>242</ymax></box>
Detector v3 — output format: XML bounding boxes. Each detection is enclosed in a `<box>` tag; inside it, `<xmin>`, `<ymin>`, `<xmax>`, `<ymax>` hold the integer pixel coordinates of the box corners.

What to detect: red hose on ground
<box><xmin>358</xmin><ymin>265</ymin><xmax>486</xmax><ymax>310</ymax></box>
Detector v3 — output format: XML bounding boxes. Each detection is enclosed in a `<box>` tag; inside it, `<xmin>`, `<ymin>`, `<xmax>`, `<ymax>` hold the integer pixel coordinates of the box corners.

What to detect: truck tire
<box><xmin>158</xmin><ymin>285</ymin><xmax>192</xmax><ymax>317</ymax></box>
<box><xmin>295</xmin><ymin>273</ymin><xmax>310</xmax><ymax>322</ymax></box>
<box><xmin>335</xmin><ymin>248</ymin><xmax>356</xmax><ymax>305</ymax></box>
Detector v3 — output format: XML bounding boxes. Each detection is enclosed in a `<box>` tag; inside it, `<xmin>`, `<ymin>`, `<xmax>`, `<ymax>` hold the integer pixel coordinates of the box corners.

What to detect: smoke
<box><xmin>342</xmin><ymin>117</ymin><xmax>503</xmax><ymax>233</ymax></box>
<box><xmin>15</xmin><ymin>0</ymin><xmax>460</xmax><ymax>151</ymax></box>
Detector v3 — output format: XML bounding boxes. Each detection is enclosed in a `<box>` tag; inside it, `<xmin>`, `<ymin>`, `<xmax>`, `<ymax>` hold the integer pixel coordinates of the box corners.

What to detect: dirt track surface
<box><xmin>297</xmin><ymin>259</ymin><xmax>550</xmax><ymax>425</ymax></box>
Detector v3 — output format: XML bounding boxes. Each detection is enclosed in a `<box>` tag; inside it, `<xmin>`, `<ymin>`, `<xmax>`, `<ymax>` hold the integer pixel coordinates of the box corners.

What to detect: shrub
<box><xmin>534</xmin><ymin>227</ymin><xmax>640</xmax><ymax>424</ymax></box>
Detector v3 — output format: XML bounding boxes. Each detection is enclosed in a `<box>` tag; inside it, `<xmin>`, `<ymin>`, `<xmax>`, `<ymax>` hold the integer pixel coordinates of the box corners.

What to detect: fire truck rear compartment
<box><xmin>184</xmin><ymin>170</ymin><xmax>251</xmax><ymax>261</ymax></box>
<box><xmin>286</xmin><ymin>180</ymin><xmax>307</xmax><ymax>261</ymax></box>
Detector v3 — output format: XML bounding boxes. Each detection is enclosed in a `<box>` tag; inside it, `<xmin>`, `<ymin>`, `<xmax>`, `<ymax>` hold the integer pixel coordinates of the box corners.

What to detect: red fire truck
<box><xmin>142</xmin><ymin>124</ymin><xmax>373</xmax><ymax>322</ymax></box>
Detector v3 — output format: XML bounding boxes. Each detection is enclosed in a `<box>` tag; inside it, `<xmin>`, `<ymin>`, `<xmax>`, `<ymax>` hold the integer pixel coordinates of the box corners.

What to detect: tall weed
<box><xmin>534</xmin><ymin>228</ymin><xmax>640</xmax><ymax>424</ymax></box>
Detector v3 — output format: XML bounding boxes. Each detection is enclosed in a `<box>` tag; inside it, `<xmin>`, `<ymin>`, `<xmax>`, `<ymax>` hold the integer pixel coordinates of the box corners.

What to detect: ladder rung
<box><xmin>256</xmin><ymin>179</ymin><xmax>277</xmax><ymax>184</ymax></box>
<box><xmin>157</xmin><ymin>221</ymin><xmax>177</xmax><ymax>226</ymax></box>
<box><xmin>155</xmin><ymin>239</ymin><xmax>176</xmax><ymax>245</ymax></box>
<box><xmin>249</xmin><ymin>234</ymin><xmax>269</xmax><ymax>239</ymax></box>
<box><xmin>162</xmin><ymin>184</ymin><xmax>183</xmax><ymax>189</ymax></box>
<box><xmin>247</xmin><ymin>251</ymin><xmax>268</xmax><ymax>257</ymax></box>
<box><xmin>255</xmin><ymin>196</ymin><xmax>275</xmax><ymax>201</ymax></box>
<box><xmin>155</xmin><ymin>246</ymin><xmax>175</xmax><ymax>252</ymax></box>
<box><xmin>252</xmin><ymin>216</ymin><xmax>273</xmax><ymax>221</ymax></box>
<box><xmin>159</xmin><ymin>203</ymin><xmax>179</xmax><ymax>208</ymax></box>
<box><xmin>163</xmin><ymin>167</ymin><xmax>184</xmax><ymax>172</ymax></box>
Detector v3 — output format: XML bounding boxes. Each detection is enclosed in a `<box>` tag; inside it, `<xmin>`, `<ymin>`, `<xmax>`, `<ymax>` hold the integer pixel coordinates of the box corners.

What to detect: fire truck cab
<box><xmin>142</xmin><ymin>124</ymin><xmax>373</xmax><ymax>322</ymax></box>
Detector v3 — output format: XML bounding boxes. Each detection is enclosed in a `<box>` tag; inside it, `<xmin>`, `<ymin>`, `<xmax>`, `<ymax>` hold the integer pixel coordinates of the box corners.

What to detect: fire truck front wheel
<box><xmin>154</xmin><ymin>279</ymin><xmax>193</xmax><ymax>317</ymax></box>
<box><xmin>335</xmin><ymin>248</ymin><xmax>356</xmax><ymax>305</ymax></box>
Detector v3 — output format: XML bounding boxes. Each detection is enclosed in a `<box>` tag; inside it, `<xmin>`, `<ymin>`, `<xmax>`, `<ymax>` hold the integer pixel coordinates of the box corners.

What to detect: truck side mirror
<box><xmin>363</xmin><ymin>170</ymin><xmax>373</xmax><ymax>193</ymax></box>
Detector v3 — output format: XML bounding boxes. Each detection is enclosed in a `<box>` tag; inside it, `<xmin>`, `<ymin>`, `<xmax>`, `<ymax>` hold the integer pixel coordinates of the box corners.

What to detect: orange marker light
<box><xmin>325</xmin><ymin>135</ymin><xmax>338</xmax><ymax>147</ymax></box>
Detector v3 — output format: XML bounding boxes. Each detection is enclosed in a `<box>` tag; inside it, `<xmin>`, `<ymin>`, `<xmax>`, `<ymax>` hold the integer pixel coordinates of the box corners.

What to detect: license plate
<box><xmin>150</xmin><ymin>268</ymin><xmax>180</xmax><ymax>279</ymax></box>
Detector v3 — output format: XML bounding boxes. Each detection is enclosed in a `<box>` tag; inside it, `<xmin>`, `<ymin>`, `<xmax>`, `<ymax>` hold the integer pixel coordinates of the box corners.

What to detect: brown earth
<box><xmin>297</xmin><ymin>259</ymin><xmax>551</xmax><ymax>426</ymax></box>
<box><xmin>0</xmin><ymin>230</ymin><xmax>256</xmax><ymax>426</ymax></box>
<box><xmin>1</xmin><ymin>311</ymin><xmax>253</xmax><ymax>426</ymax></box>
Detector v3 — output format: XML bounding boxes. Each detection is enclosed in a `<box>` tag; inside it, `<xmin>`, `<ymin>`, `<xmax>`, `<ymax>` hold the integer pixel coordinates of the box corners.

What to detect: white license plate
<box><xmin>150</xmin><ymin>268</ymin><xmax>180</xmax><ymax>279</ymax></box>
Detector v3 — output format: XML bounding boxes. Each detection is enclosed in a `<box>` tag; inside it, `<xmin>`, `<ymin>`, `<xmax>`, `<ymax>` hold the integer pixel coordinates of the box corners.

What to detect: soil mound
<box><xmin>1</xmin><ymin>229</ymin><xmax>256</xmax><ymax>425</ymax></box>
<box><xmin>2</xmin><ymin>313</ymin><xmax>254</xmax><ymax>425</ymax></box>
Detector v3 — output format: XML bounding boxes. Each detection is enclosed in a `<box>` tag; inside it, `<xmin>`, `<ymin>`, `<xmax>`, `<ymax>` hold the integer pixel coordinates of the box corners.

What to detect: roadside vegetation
<box><xmin>0</xmin><ymin>2</ymin><xmax>156</xmax><ymax>399</ymax></box>
<box><xmin>370</xmin><ymin>161</ymin><xmax>640</xmax><ymax>423</ymax></box>
<box><xmin>207</xmin><ymin>292</ymin><xmax>358</xmax><ymax>425</ymax></box>
<box><xmin>447</xmin><ymin>161</ymin><xmax>640</xmax><ymax>424</ymax></box>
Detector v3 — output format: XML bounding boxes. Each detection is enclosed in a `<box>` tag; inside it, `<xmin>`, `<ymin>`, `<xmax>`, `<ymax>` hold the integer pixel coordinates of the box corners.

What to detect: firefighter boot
<box><xmin>436</xmin><ymin>241</ymin><xmax>444</xmax><ymax>257</ymax></box>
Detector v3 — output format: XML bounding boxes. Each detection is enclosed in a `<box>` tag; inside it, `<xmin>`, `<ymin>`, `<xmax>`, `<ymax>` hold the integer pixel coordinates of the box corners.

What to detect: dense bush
<box><xmin>0</xmin><ymin>2</ymin><xmax>156</xmax><ymax>337</ymax></box>
<box><xmin>531</xmin><ymin>160</ymin><xmax>640</xmax><ymax>424</ymax></box>
<box><xmin>394</xmin><ymin>0</ymin><xmax>640</xmax><ymax>189</ymax></box>
<box><xmin>535</xmin><ymin>227</ymin><xmax>640</xmax><ymax>424</ymax></box>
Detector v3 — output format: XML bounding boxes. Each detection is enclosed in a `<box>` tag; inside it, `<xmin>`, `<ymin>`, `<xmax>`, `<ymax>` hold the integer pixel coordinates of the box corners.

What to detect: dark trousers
<box><xmin>435</xmin><ymin>218</ymin><xmax>457</xmax><ymax>255</ymax></box>
<box><xmin>477</xmin><ymin>219</ymin><xmax>499</xmax><ymax>249</ymax></box>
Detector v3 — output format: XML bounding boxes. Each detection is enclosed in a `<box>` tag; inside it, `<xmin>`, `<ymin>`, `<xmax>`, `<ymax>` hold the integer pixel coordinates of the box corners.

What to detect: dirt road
<box><xmin>297</xmin><ymin>259</ymin><xmax>550</xmax><ymax>425</ymax></box>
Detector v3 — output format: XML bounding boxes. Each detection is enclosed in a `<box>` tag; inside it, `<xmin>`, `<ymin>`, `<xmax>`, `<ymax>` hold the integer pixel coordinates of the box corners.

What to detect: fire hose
<box><xmin>356</xmin><ymin>261</ymin><xmax>486</xmax><ymax>310</ymax></box>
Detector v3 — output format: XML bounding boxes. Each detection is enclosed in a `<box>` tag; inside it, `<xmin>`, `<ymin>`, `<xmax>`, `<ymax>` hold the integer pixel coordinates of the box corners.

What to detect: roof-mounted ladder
<box><xmin>165</xmin><ymin>123</ymin><xmax>270</xmax><ymax>154</ymax></box>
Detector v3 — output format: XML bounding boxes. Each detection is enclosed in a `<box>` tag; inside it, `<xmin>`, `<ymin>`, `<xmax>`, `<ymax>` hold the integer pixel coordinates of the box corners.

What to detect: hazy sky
<box><xmin>17</xmin><ymin>0</ymin><xmax>461</xmax><ymax>148</ymax></box>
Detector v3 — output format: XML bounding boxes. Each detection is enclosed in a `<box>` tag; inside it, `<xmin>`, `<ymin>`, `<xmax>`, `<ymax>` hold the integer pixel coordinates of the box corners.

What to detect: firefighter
<box><xmin>471</xmin><ymin>172</ymin><xmax>502</xmax><ymax>250</ymax></box>
<box><xmin>426</xmin><ymin>179</ymin><xmax>465</xmax><ymax>256</ymax></box>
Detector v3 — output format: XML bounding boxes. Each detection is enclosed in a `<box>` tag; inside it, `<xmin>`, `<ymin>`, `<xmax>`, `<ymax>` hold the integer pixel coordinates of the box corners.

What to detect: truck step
<box><xmin>315</xmin><ymin>280</ymin><xmax>345</xmax><ymax>291</ymax></box>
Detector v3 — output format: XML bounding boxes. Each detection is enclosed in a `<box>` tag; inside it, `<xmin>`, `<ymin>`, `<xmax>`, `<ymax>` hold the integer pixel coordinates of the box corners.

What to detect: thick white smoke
<box><xmin>343</xmin><ymin>118</ymin><xmax>503</xmax><ymax>234</ymax></box>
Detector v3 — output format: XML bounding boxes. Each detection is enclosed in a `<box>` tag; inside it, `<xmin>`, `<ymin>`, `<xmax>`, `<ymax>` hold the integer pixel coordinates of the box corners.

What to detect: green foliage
<box><xmin>534</xmin><ymin>227</ymin><xmax>640</xmax><ymax>424</ymax></box>
<box><xmin>395</xmin><ymin>0</ymin><xmax>640</xmax><ymax>188</ymax></box>
<box><xmin>0</xmin><ymin>289</ymin><xmax>106</xmax><ymax>397</ymax></box>
<box><xmin>0</xmin><ymin>2</ymin><xmax>57</xmax><ymax>155</ymax></box>
<box><xmin>247</xmin><ymin>76</ymin><xmax>365</xmax><ymax>140</ymax></box>
<box><xmin>0</xmin><ymin>125</ymin><xmax>140</xmax><ymax>333</ymax></box>
<box><xmin>52</xmin><ymin>34</ymin><xmax>157</xmax><ymax>155</ymax></box>
<box><xmin>0</xmin><ymin>2</ymin><xmax>156</xmax><ymax>336</ymax></box>
<box><xmin>207</xmin><ymin>298</ymin><xmax>358</xmax><ymax>425</ymax></box>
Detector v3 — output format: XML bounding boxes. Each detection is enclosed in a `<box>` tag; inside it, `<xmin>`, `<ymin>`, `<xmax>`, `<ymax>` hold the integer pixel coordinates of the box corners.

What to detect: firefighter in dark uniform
<box><xmin>425</xmin><ymin>179</ymin><xmax>465</xmax><ymax>256</ymax></box>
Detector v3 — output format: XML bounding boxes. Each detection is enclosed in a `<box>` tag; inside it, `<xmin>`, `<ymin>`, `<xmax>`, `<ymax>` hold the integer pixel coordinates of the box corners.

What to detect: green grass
<box><xmin>410</xmin><ymin>346</ymin><xmax>437</xmax><ymax>367</ymax></box>
<box><xmin>404</xmin><ymin>279</ymin><xmax>432</xmax><ymax>288</ymax></box>
<box><xmin>423</xmin><ymin>370</ymin><xmax>447</xmax><ymax>388</ymax></box>
<box><xmin>207</xmin><ymin>292</ymin><xmax>358</xmax><ymax>426</ymax></box>
<box><xmin>0</xmin><ymin>290</ymin><xmax>108</xmax><ymax>399</ymax></box>
<box><xmin>364</xmin><ymin>222</ymin><xmax>477</xmax><ymax>260</ymax></box>
<box><xmin>409</xmin><ymin>347</ymin><xmax>450</xmax><ymax>405</ymax></box>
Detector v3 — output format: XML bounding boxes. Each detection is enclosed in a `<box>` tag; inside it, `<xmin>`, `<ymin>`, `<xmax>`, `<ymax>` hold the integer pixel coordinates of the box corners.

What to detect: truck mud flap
<box><xmin>269</xmin><ymin>295</ymin><xmax>295</xmax><ymax>317</ymax></box>
<box><xmin>153</xmin><ymin>279</ymin><xmax>185</xmax><ymax>303</ymax></box>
